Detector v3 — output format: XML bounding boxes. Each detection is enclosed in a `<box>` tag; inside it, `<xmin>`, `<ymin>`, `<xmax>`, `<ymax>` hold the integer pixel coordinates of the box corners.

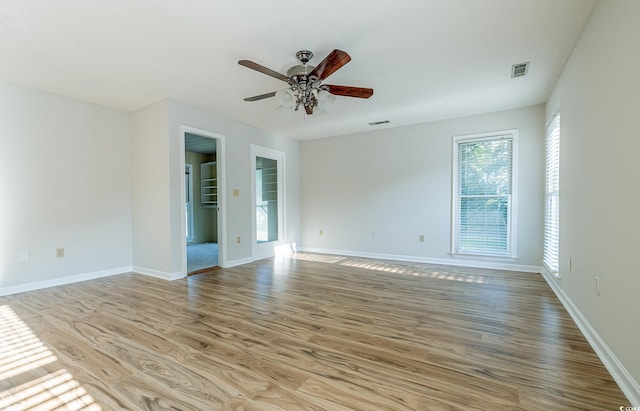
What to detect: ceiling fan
<box><xmin>238</xmin><ymin>49</ymin><xmax>374</xmax><ymax>115</ymax></box>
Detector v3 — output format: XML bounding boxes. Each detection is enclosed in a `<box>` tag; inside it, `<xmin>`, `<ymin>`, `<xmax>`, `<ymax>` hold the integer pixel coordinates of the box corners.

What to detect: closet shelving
<box><xmin>200</xmin><ymin>161</ymin><xmax>217</xmax><ymax>208</ymax></box>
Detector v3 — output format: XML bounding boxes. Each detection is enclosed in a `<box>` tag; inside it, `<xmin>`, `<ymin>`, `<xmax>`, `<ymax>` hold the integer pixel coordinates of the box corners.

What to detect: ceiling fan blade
<box><xmin>309</xmin><ymin>49</ymin><xmax>351</xmax><ymax>81</ymax></box>
<box><xmin>325</xmin><ymin>85</ymin><xmax>374</xmax><ymax>99</ymax></box>
<box><xmin>243</xmin><ymin>91</ymin><xmax>277</xmax><ymax>102</ymax></box>
<box><xmin>238</xmin><ymin>60</ymin><xmax>289</xmax><ymax>82</ymax></box>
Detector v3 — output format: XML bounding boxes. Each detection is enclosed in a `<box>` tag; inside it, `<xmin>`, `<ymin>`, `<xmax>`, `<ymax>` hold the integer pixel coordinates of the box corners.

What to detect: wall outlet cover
<box><xmin>18</xmin><ymin>251</ymin><xmax>29</xmax><ymax>263</ymax></box>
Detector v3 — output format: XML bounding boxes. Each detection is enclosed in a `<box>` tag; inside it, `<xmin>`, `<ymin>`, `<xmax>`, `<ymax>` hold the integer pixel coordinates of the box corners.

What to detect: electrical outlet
<box><xmin>233</xmin><ymin>189</ymin><xmax>240</xmax><ymax>197</ymax></box>
<box><xmin>18</xmin><ymin>251</ymin><xmax>29</xmax><ymax>263</ymax></box>
<box><xmin>56</xmin><ymin>248</ymin><xmax>65</xmax><ymax>258</ymax></box>
<box><xmin>594</xmin><ymin>276</ymin><xmax>600</xmax><ymax>296</ymax></box>
<box><xmin>419</xmin><ymin>234</ymin><xmax>425</xmax><ymax>242</ymax></box>
<box><xmin>319</xmin><ymin>229</ymin><xmax>323</xmax><ymax>236</ymax></box>
<box><xmin>236</xmin><ymin>236</ymin><xmax>241</xmax><ymax>244</ymax></box>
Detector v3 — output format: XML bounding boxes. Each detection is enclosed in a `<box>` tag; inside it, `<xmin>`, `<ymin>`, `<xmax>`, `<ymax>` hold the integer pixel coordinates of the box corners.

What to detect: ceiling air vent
<box><xmin>511</xmin><ymin>62</ymin><xmax>529</xmax><ymax>78</ymax></box>
<box><xmin>368</xmin><ymin>120</ymin><xmax>390</xmax><ymax>126</ymax></box>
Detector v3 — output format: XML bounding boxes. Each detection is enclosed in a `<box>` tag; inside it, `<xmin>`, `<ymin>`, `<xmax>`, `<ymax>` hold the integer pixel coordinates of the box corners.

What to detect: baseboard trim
<box><xmin>223</xmin><ymin>257</ymin><xmax>257</xmax><ymax>268</ymax></box>
<box><xmin>0</xmin><ymin>266</ymin><xmax>131</xmax><ymax>296</ymax></box>
<box><xmin>132</xmin><ymin>266</ymin><xmax>184</xmax><ymax>281</ymax></box>
<box><xmin>299</xmin><ymin>247</ymin><xmax>542</xmax><ymax>273</ymax></box>
<box><xmin>541</xmin><ymin>271</ymin><xmax>640</xmax><ymax>405</ymax></box>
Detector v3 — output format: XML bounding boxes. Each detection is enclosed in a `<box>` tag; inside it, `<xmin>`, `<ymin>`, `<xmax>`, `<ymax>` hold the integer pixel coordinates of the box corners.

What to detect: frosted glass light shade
<box><xmin>311</xmin><ymin>108</ymin><xmax>328</xmax><ymax>117</ymax></box>
<box><xmin>317</xmin><ymin>90</ymin><xmax>336</xmax><ymax>109</ymax></box>
<box><xmin>275</xmin><ymin>89</ymin><xmax>295</xmax><ymax>107</ymax></box>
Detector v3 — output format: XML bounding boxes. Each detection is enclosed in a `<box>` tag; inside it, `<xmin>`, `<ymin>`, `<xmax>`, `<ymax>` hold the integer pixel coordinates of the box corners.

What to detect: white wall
<box><xmin>168</xmin><ymin>100</ymin><xmax>301</xmax><ymax>267</ymax></box>
<box><xmin>130</xmin><ymin>100</ymin><xmax>173</xmax><ymax>277</ymax></box>
<box><xmin>300</xmin><ymin>105</ymin><xmax>544</xmax><ymax>271</ymax></box>
<box><xmin>0</xmin><ymin>82</ymin><xmax>132</xmax><ymax>293</ymax></box>
<box><xmin>544</xmin><ymin>0</ymin><xmax>640</xmax><ymax>401</ymax></box>
<box><xmin>0</xmin><ymin>86</ymin><xmax>301</xmax><ymax>288</ymax></box>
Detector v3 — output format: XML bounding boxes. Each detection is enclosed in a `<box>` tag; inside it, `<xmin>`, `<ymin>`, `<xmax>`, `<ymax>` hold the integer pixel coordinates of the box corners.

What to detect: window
<box><xmin>544</xmin><ymin>114</ymin><xmax>560</xmax><ymax>274</ymax></box>
<box><xmin>452</xmin><ymin>131</ymin><xmax>517</xmax><ymax>258</ymax></box>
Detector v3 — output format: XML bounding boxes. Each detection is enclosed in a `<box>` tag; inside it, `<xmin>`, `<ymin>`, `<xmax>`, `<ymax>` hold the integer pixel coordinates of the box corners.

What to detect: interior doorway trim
<box><xmin>179</xmin><ymin>125</ymin><xmax>227</xmax><ymax>274</ymax></box>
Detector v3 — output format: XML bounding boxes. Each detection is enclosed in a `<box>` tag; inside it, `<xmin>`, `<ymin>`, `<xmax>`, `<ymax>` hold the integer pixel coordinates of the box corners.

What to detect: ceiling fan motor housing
<box><xmin>286</xmin><ymin>65</ymin><xmax>315</xmax><ymax>78</ymax></box>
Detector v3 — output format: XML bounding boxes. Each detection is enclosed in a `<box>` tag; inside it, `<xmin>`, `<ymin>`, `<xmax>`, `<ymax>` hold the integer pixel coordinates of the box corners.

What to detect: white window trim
<box><xmin>450</xmin><ymin>129</ymin><xmax>519</xmax><ymax>260</ymax></box>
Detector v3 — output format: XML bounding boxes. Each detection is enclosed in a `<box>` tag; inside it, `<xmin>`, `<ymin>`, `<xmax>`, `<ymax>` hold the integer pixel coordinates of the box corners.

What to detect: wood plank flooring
<box><xmin>0</xmin><ymin>253</ymin><xmax>630</xmax><ymax>410</ymax></box>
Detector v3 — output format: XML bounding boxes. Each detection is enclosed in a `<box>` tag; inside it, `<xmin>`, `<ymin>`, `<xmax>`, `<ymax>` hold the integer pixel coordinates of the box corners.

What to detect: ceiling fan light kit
<box><xmin>239</xmin><ymin>49</ymin><xmax>373</xmax><ymax>116</ymax></box>
<box><xmin>275</xmin><ymin>89</ymin><xmax>295</xmax><ymax>107</ymax></box>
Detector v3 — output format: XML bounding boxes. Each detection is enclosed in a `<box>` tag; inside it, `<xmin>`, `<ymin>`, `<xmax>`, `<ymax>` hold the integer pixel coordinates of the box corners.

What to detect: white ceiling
<box><xmin>0</xmin><ymin>0</ymin><xmax>596</xmax><ymax>140</ymax></box>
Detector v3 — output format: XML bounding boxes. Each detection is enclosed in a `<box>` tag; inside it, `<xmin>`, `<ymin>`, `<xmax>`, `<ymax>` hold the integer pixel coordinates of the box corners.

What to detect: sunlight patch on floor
<box><xmin>1</xmin><ymin>369</ymin><xmax>100</xmax><ymax>411</ymax></box>
<box><xmin>291</xmin><ymin>253</ymin><xmax>347</xmax><ymax>264</ymax></box>
<box><xmin>0</xmin><ymin>305</ymin><xmax>101</xmax><ymax>410</ymax></box>
<box><xmin>340</xmin><ymin>259</ymin><xmax>486</xmax><ymax>283</ymax></box>
<box><xmin>0</xmin><ymin>307</ymin><xmax>57</xmax><ymax>381</ymax></box>
<box><xmin>290</xmin><ymin>253</ymin><xmax>485</xmax><ymax>284</ymax></box>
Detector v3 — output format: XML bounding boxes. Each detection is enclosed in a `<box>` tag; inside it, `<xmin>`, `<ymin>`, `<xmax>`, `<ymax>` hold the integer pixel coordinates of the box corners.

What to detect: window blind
<box><xmin>453</xmin><ymin>135</ymin><xmax>514</xmax><ymax>257</ymax></box>
<box><xmin>544</xmin><ymin>114</ymin><xmax>560</xmax><ymax>273</ymax></box>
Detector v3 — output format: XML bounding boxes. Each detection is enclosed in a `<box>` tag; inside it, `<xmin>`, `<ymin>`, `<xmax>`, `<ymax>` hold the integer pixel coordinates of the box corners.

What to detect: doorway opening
<box><xmin>251</xmin><ymin>145</ymin><xmax>285</xmax><ymax>259</ymax></box>
<box><xmin>184</xmin><ymin>132</ymin><xmax>222</xmax><ymax>274</ymax></box>
<box><xmin>256</xmin><ymin>156</ymin><xmax>279</xmax><ymax>243</ymax></box>
<box><xmin>185</xmin><ymin>164</ymin><xmax>195</xmax><ymax>243</ymax></box>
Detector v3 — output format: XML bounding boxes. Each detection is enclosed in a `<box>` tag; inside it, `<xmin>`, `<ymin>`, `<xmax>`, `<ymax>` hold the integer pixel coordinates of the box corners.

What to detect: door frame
<box><xmin>180</xmin><ymin>125</ymin><xmax>227</xmax><ymax>273</ymax></box>
<box><xmin>250</xmin><ymin>144</ymin><xmax>286</xmax><ymax>260</ymax></box>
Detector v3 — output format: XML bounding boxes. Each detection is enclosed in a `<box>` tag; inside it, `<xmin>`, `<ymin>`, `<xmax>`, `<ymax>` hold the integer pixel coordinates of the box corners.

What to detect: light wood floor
<box><xmin>0</xmin><ymin>253</ymin><xmax>629</xmax><ymax>410</ymax></box>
